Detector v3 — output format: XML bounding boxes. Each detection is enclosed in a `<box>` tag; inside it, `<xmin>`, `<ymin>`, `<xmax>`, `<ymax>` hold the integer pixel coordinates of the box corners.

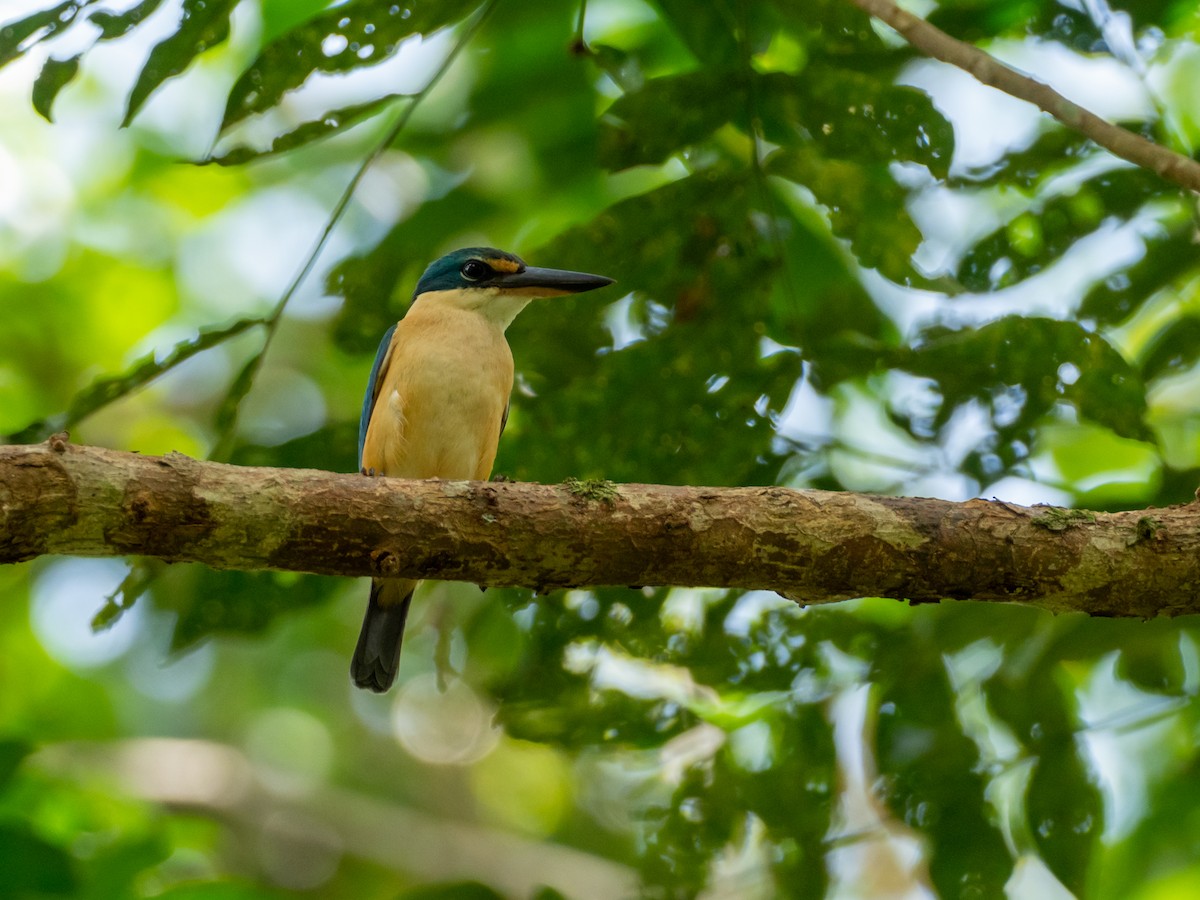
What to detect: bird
<box><xmin>352</xmin><ymin>247</ymin><xmax>614</xmax><ymax>692</ymax></box>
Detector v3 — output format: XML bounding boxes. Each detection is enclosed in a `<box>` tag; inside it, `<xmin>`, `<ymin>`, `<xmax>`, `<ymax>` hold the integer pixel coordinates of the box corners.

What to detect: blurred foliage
<box><xmin>220</xmin><ymin>0</ymin><xmax>476</xmax><ymax>131</ymax></box>
<box><xmin>2</xmin><ymin>0</ymin><xmax>1200</xmax><ymax>897</ymax></box>
<box><xmin>9</xmin><ymin>316</ymin><xmax>267</xmax><ymax>444</ymax></box>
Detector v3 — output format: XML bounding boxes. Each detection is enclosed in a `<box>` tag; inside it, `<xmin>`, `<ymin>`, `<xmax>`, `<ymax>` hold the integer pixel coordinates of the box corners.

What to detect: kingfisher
<box><xmin>352</xmin><ymin>247</ymin><xmax>614</xmax><ymax>692</ymax></box>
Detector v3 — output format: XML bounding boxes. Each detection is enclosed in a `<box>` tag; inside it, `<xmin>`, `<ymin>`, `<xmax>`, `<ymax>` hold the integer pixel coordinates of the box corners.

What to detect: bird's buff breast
<box><xmin>363</xmin><ymin>313</ymin><xmax>513</xmax><ymax>480</ymax></box>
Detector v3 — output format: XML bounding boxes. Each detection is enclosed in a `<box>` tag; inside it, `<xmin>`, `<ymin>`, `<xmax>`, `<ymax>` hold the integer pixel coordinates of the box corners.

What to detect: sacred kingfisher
<box><xmin>352</xmin><ymin>247</ymin><xmax>614</xmax><ymax>692</ymax></box>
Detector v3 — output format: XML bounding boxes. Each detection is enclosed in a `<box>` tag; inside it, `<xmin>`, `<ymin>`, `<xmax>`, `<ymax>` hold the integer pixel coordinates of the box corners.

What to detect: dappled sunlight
<box><xmin>233</xmin><ymin>365</ymin><xmax>327</xmax><ymax>445</ymax></box>
<box><xmin>391</xmin><ymin>672</ymin><xmax>499</xmax><ymax>765</ymax></box>
<box><xmin>1074</xmin><ymin>651</ymin><xmax>1195</xmax><ymax>842</ymax></box>
<box><xmin>177</xmin><ymin>185</ymin><xmax>352</xmax><ymax>318</ymax></box>
<box><xmin>31</xmin><ymin>559</ymin><xmax>145</xmax><ymax>669</ymax></box>
<box><xmin>471</xmin><ymin>737</ymin><xmax>572</xmax><ymax>835</ymax></box>
<box><xmin>826</xmin><ymin>685</ymin><xmax>935</xmax><ymax>900</ymax></box>
<box><xmin>4</xmin><ymin>0</ymin><xmax>1200</xmax><ymax>895</ymax></box>
<box><xmin>245</xmin><ymin>706</ymin><xmax>336</xmax><ymax>797</ymax></box>
<box><xmin>123</xmin><ymin>627</ymin><xmax>214</xmax><ymax>703</ymax></box>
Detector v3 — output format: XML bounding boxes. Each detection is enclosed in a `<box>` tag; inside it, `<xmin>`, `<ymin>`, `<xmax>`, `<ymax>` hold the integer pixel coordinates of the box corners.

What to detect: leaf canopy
<box><xmin>2</xmin><ymin>0</ymin><xmax>1200</xmax><ymax>896</ymax></box>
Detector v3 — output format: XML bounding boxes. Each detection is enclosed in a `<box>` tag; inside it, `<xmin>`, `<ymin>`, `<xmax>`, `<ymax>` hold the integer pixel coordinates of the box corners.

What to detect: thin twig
<box><xmin>210</xmin><ymin>0</ymin><xmax>502</xmax><ymax>459</ymax></box>
<box><xmin>732</xmin><ymin>0</ymin><xmax>802</xmax><ymax>327</ymax></box>
<box><xmin>574</xmin><ymin>0</ymin><xmax>587</xmax><ymax>46</ymax></box>
<box><xmin>844</xmin><ymin>0</ymin><xmax>1200</xmax><ymax>194</ymax></box>
<box><xmin>112</xmin><ymin>0</ymin><xmax>503</xmax><ymax>621</ymax></box>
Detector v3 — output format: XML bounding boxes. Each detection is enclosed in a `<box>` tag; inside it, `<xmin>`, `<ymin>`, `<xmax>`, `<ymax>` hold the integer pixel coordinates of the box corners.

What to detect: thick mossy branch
<box><xmin>1031</xmin><ymin>508</ymin><xmax>1097</xmax><ymax>532</ymax></box>
<box><xmin>3</xmin><ymin>441</ymin><xmax>1200</xmax><ymax>617</ymax></box>
<box><xmin>563</xmin><ymin>477</ymin><xmax>619</xmax><ymax>504</ymax></box>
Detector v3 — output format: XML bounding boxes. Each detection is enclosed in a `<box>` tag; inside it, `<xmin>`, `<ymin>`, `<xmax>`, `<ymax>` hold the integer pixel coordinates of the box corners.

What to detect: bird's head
<box><xmin>412</xmin><ymin>247</ymin><xmax>614</xmax><ymax>328</ymax></box>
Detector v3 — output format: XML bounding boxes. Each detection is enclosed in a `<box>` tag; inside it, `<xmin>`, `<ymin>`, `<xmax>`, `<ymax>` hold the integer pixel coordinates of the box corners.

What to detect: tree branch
<box><xmin>2</xmin><ymin>440</ymin><xmax>1198</xmax><ymax>617</ymax></box>
<box><xmin>33</xmin><ymin>738</ymin><xmax>637</xmax><ymax>898</ymax></box>
<box><xmin>845</xmin><ymin>0</ymin><xmax>1200</xmax><ymax>194</ymax></box>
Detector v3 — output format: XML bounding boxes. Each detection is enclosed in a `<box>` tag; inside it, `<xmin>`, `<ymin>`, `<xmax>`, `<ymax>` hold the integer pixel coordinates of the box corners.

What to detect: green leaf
<box><xmin>208</xmin><ymin>92</ymin><xmax>406</xmax><ymax>165</ymax></box>
<box><xmin>89</xmin><ymin>0</ymin><xmax>166</xmax><ymax>39</ymax></box>
<box><xmin>0</xmin><ymin>0</ymin><xmax>96</xmax><ymax>68</ymax></box>
<box><xmin>760</xmin><ymin>68</ymin><xmax>955</xmax><ymax>177</ymax></box>
<box><xmin>897</xmin><ymin>317</ymin><xmax>1150</xmax><ymax>451</ymax></box>
<box><xmin>1079</xmin><ymin>222</ymin><xmax>1198</xmax><ymax>327</ymax></box>
<box><xmin>230</xmin><ymin>420</ymin><xmax>358</xmax><ymax>473</ymax></box>
<box><xmin>640</xmin><ymin>759</ymin><xmax>740</xmax><ymax>895</ymax></box>
<box><xmin>957</xmin><ymin>169</ymin><xmax>1174</xmax><ymax>292</ymax></box>
<box><xmin>152</xmin><ymin>882</ymin><xmax>286</xmax><ymax>900</ymax></box>
<box><xmin>533</xmin><ymin>172</ymin><xmax>762</xmax><ymax>322</ymax></box>
<box><xmin>768</xmin><ymin>147</ymin><xmax>925</xmax><ymax>284</ymax></box>
<box><xmin>220</xmin><ymin>0</ymin><xmax>476</xmax><ymax>132</ymax></box>
<box><xmin>767</xmin><ymin>186</ymin><xmax>891</xmax><ymax>363</ymax></box>
<box><xmin>0</xmin><ymin>739</ymin><xmax>31</xmax><ymax>794</ymax></box>
<box><xmin>875</xmin><ymin>629</ymin><xmax>1011</xmax><ymax>898</ymax></box>
<box><xmin>165</xmin><ymin>567</ymin><xmax>340</xmax><ymax>650</ymax></box>
<box><xmin>1116</xmin><ymin>627</ymin><xmax>1188</xmax><ymax>695</ymax></box>
<box><xmin>1140</xmin><ymin>316</ymin><xmax>1200</xmax><ymax>381</ymax></box>
<box><xmin>91</xmin><ymin>561</ymin><xmax>160</xmax><ymax>632</ymax></box>
<box><xmin>599</xmin><ymin>71</ymin><xmax>742</xmax><ymax>170</ymax></box>
<box><xmin>398</xmin><ymin>883</ymin><xmax>507</xmax><ymax>900</ymax></box>
<box><xmin>1028</xmin><ymin>739</ymin><xmax>1102</xmax><ymax>893</ymax></box>
<box><xmin>6</xmin><ymin>316</ymin><xmax>266</xmax><ymax>444</ymax></box>
<box><xmin>0</xmin><ymin>823</ymin><xmax>76</xmax><ymax>895</ymax></box>
<box><xmin>31</xmin><ymin>53</ymin><xmax>79</xmax><ymax>121</ymax></box>
<box><xmin>982</xmin><ymin>616</ymin><xmax>1102</xmax><ymax>894</ymax></box>
<box><xmin>1089</xmin><ymin>703</ymin><xmax>1200</xmax><ymax>898</ymax></box>
<box><xmin>928</xmin><ymin>1</ymin><xmax>1088</xmax><ymax>42</ymax></box>
<box><xmin>774</xmin><ymin>0</ymin><xmax>891</xmax><ymax>57</ymax></box>
<box><xmin>589</xmin><ymin>43</ymin><xmax>644</xmax><ymax>92</ymax></box>
<box><xmin>258</xmin><ymin>0</ymin><xmax>330</xmax><ymax>42</ymax></box>
<box><xmin>450</xmin><ymin>0</ymin><xmax>599</xmax><ymax>188</ymax></box>
<box><xmin>464</xmin><ymin>598</ymin><xmax>526</xmax><ymax>686</ymax></box>
<box><xmin>494</xmin><ymin>586</ymin><xmax>678</xmax><ymax>748</ymax></box>
<box><xmin>652</xmin><ymin>0</ymin><xmax>741</xmax><ymax>67</ymax></box>
<box><xmin>82</xmin><ymin>833</ymin><xmax>172</xmax><ymax>899</ymax></box>
<box><xmin>598</xmin><ymin>67</ymin><xmax>953</xmax><ymax>177</ymax></box>
<box><xmin>948</xmin><ymin>126</ymin><xmax>1089</xmax><ymax>188</ymax></box>
<box><xmin>516</xmin><ymin>172</ymin><xmax>810</xmax><ymax>485</ymax></box>
<box><xmin>735</xmin><ymin>705</ymin><xmax>834</xmax><ymax>898</ymax></box>
<box><xmin>122</xmin><ymin>0</ymin><xmax>239</xmax><ymax>126</ymax></box>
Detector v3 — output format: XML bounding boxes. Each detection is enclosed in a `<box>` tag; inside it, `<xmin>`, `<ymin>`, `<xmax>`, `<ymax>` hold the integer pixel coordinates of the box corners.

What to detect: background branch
<box><xmin>32</xmin><ymin>738</ymin><xmax>636</xmax><ymax>898</ymax></box>
<box><xmin>846</xmin><ymin>0</ymin><xmax>1200</xmax><ymax>194</ymax></box>
<box><xmin>4</xmin><ymin>440</ymin><xmax>1198</xmax><ymax>617</ymax></box>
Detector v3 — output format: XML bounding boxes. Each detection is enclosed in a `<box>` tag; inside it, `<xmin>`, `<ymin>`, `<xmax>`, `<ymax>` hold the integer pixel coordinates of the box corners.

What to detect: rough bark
<box><xmin>2</xmin><ymin>439</ymin><xmax>1199</xmax><ymax>617</ymax></box>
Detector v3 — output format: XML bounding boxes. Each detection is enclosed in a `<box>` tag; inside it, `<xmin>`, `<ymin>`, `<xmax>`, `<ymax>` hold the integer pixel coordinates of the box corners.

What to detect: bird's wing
<box><xmin>358</xmin><ymin>323</ymin><xmax>398</xmax><ymax>470</ymax></box>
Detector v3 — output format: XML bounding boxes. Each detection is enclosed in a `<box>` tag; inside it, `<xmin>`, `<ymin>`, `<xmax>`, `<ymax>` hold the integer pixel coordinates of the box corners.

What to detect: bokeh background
<box><xmin>2</xmin><ymin>0</ymin><xmax>1200</xmax><ymax>897</ymax></box>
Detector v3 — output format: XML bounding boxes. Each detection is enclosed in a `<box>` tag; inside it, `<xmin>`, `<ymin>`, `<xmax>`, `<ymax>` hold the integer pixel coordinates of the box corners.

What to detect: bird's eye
<box><xmin>461</xmin><ymin>260</ymin><xmax>490</xmax><ymax>281</ymax></box>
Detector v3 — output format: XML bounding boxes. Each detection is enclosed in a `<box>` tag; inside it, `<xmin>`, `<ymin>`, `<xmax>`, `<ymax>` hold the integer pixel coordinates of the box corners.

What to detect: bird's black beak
<box><xmin>500</xmin><ymin>266</ymin><xmax>614</xmax><ymax>294</ymax></box>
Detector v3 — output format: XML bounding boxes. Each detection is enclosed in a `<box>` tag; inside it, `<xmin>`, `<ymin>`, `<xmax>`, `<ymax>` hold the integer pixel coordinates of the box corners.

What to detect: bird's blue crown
<box><xmin>413</xmin><ymin>247</ymin><xmax>525</xmax><ymax>297</ymax></box>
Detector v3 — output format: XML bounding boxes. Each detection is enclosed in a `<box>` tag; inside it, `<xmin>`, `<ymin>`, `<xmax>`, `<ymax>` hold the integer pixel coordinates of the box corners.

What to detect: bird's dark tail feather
<box><xmin>351</xmin><ymin>579</ymin><xmax>414</xmax><ymax>693</ymax></box>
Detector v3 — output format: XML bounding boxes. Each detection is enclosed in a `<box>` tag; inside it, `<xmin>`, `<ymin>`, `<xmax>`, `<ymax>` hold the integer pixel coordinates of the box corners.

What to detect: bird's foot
<box><xmin>361</xmin><ymin>466</ymin><xmax>378</xmax><ymax>477</ymax></box>
<box><xmin>490</xmin><ymin>472</ymin><xmax>512</xmax><ymax>483</ymax></box>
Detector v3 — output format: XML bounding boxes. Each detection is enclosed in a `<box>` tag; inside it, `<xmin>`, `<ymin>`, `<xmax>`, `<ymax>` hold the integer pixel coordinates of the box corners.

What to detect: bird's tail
<box><xmin>351</xmin><ymin>579</ymin><xmax>415</xmax><ymax>693</ymax></box>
